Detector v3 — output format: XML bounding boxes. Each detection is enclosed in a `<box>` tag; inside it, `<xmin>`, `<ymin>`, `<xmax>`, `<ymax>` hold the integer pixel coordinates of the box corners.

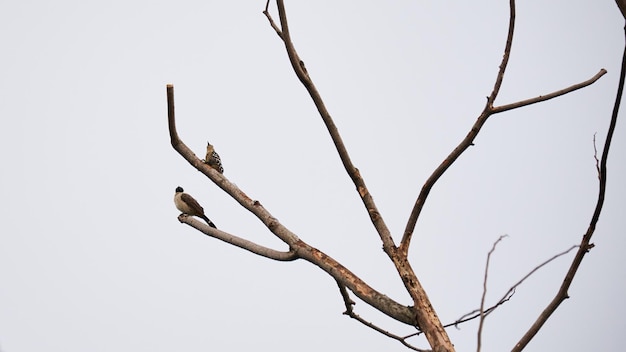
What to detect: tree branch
<box><xmin>417</xmin><ymin>244</ymin><xmax>576</xmax><ymax>338</ymax></box>
<box><xmin>477</xmin><ymin>235</ymin><xmax>507</xmax><ymax>352</ymax></box>
<box><xmin>263</xmin><ymin>0</ymin><xmax>283</xmax><ymax>40</ymax></box>
<box><xmin>486</xmin><ymin>0</ymin><xmax>516</xmax><ymax>109</ymax></box>
<box><xmin>399</xmin><ymin>0</ymin><xmax>605</xmax><ymax>257</ymax></box>
<box><xmin>178</xmin><ymin>215</ymin><xmax>298</xmax><ymax>261</ymax></box>
<box><xmin>399</xmin><ymin>0</ymin><xmax>517</xmax><ymax>256</ymax></box>
<box><xmin>167</xmin><ymin>83</ymin><xmax>418</xmax><ymax>327</ymax></box>
<box><xmin>491</xmin><ymin>69</ymin><xmax>607</xmax><ymax>114</ymax></box>
<box><xmin>336</xmin><ymin>281</ymin><xmax>429</xmax><ymax>352</ymax></box>
<box><xmin>267</xmin><ymin>1</ymin><xmax>396</xmax><ymax>252</ymax></box>
<box><xmin>512</xmin><ymin>24</ymin><xmax>625</xmax><ymax>352</ymax></box>
<box><xmin>267</xmin><ymin>4</ymin><xmax>456</xmax><ymax>351</ymax></box>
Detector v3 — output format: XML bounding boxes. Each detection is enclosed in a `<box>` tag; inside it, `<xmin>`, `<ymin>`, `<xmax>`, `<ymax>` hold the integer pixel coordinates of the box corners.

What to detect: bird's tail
<box><xmin>202</xmin><ymin>215</ymin><xmax>217</xmax><ymax>229</ymax></box>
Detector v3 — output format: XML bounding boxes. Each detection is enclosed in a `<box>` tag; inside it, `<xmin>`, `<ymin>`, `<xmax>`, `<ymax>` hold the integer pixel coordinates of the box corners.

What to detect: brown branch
<box><xmin>399</xmin><ymin>0</ymin><xmax>517</xmax><ymax>256</ymax></box>
<box><xmin>399</xmin><ymin>0</ymin><xmax>606</xmax><ymax>257</ymax></box>
<box><xmin>491</xmin><ymin>69</ymin><xmax>607</xmax><ymax>114</ymax></box>
<box><xmin>486</xmin><ymin>0</ymin><xmax>516</xmax><ymax>108</ymax></box>
<box><xmin>477</xmin><ymin>235</ymin><xmax>507</xmax><ymax>352</ymax></box>
<box><xmin>267</xmin><ymin>3</ymin><xmax>457</xmax><ymax>351</ymax></box>
<box><xmin>446</xmin><ymin>290</ymin><xmax>515</xmax><ymax>331</ymax></box>
<box><xmin>593</xmin><ymin>133</ymin><xmax>601</xmax><ymax>177</ymax></box>
<box><xmin>336</xmin><ymin>281</ymin><xmax>430</xmax><ymax>352</ymax></box>
<box><xmin>167</xmin><ymin>83</ymin><xmax>419</xmax><ymax>327</ymax></box>
<box><xmin>412</xmin><ymin>244</ymin><xmax>575</xmax><ymax>341</ymax></box>
<box><xmin>268</xmin><ymin>4</ymin><xmax>457</xmax><ymax>351</ymax></box>
<box><xmin>178</xmin><ymin>215</ymin><xmax>298</xmax><ymax>261</ymax></box>
<box><xmin>262</xmin><ymin>0</ymin><xmax>283</xmax><ymax>40</ymax></box>
<box><xmin>513</xmin><ymin>24</ymin><xmax>625</xmax><ymax>352</ymax></box>
<box><xmin>268</xmin><ymin>1</ymin><xmax>396</xmax><ymax>252</ymax></box>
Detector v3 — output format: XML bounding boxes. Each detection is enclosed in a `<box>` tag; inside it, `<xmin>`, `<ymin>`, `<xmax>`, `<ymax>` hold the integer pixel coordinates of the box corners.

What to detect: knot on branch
<box><xmin>267</xmin><ymin>217</ymin><xmax>279</xmax><ymax>231</ymax></box>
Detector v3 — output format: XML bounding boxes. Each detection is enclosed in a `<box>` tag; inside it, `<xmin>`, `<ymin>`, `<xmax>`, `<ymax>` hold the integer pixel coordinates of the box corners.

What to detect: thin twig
<box><xmin>404</xmin><ymin>290</ymin><xmax>516</xmax><ymax>341</ymax></box>
<box><xmin>411</xmin><ymin>244</ymin><xmax>575</xmax><ymax>340</ymax></box>
<box><xmin>486</xmin><ymin>0</ymin><xmax>517</xmax><ymax>108</ymax></box>
<box><xmin>593</xmin><ymin>133</ymin><xmax>601</xmax><ymax>178</ymax></box>
<box><xmin>262</xmin><ymin>0</ymin><xmax>283</xmax><ymax>40</ymax></box>
<box><xmin>513</xmin><ymin>23</ymin><xmax>625</xmax><ymax>352</ymax></box>
<box><xmin>491</xmin><ymin>69</ymin><xmax>607</xmax><ymax>114</ymax></box>
<box><xmin>407</xmin><ymin>244</ymin><xmax>576</xmax><ymax>341</ymax></box>
<box><xmin>336</xmin><ymin>281</ymin><xmax>430</xmax><ymax>352</ymax></box>
<box><xmin>477</xmin><ymin>235</ymin><xmax>507</xmax><ymax>352</ymax></box>
<box><xmin>450</xmin><ymin>290</ymin><xmax>515</xmax><ymax>330</ymax></box>
<box><xmin>494</xmin><ymin>245</ymin><xmax>578</xmax><ymax>319</ymax></box>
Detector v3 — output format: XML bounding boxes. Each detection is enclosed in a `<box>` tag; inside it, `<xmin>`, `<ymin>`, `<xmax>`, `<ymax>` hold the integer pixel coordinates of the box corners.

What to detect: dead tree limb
<box><xmin>266</xmin><ymin>2</ymin><xmax>454</xmax><ymax>350</ymax></box>
<box><xmin>167</xmin><ymin>84</ymin><xmax>418</xmax><ymax>326</ymax></box>
<box><xmin>512</xmin><ymin>23</ymin><xmax>625</xmax><ymax>352</ymax></box>
<box><xmin>399</xmin><ymin>0</ymin><xmax>517</xmax><ymax>256</ymax></box>
<box><xmin>399</xmin><ymin>0</ymin><xmax>605</xmax><ymax>257</ymax></box>
<box><xmin>167</xmin><ymin>0</ymin><xmax>613</xmax><ymax>349</ymax></box>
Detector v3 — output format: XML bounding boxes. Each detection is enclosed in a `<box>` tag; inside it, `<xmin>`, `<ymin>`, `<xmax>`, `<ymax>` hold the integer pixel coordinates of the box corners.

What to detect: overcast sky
<box><xmin>1</xmin><ymin>1</ymin><xmax>625</xmax><ymax>351</ymax></box>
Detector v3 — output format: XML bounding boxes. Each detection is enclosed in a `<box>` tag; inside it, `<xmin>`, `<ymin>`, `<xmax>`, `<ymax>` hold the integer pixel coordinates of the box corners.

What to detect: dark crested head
<box><xmin>175</xmin><ymin>186</ymin><xmax>184</xmax><ymax>193</ymax></box>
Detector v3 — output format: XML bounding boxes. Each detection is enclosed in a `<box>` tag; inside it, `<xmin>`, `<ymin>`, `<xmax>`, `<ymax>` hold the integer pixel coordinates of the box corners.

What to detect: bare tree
<box><xmin>166</xmin><ymin>1</ymin><xmax>623</xmax><ymax>351</ymax></box>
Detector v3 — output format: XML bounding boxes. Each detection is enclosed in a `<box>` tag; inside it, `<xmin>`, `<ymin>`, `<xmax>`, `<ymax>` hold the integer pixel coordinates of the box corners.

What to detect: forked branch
<box><xmin>167</xmin><ymin>84</ymin><xmax>419</xmax><ymax>327</ymax></box>
<box><xmin>399</xmin><ymin>0</ymin><xmax>605</xmax><ymax>256</ymax></box>
<box><xmin>399</xmin><ymin>0</ymin><xmax>517</xmax><ymax>256</ymax></box>
<box><xmin>264</xmin><ymin>3</ymin><xmax>455</xmax><ymax>351</ymax></box>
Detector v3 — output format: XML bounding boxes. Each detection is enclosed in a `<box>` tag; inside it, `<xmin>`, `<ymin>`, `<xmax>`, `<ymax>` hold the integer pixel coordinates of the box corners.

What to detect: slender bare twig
<box><xmin>486</xmin><ymin>0</ymin><xmax>517</xmax><ymax>108</ymax></box>
<box><xmin>404</xmin><ymin>244</ymin><xmax>575</xmax><ymax>342</ymax></box>
<box><xmin>262</xmin><ymin>0</ymin><xmax>283</xmax><ymax>40</ymax></box>
<box><xmin>167</xmin><ymin>84</ymin><xmax>419</xmax><ymax>326</ymax></box>
<box><xmin>477</xmin><ymin>235</ymin><xmax>507</xmax><ymax>352</ymax></box>
<box><xmin>593</xmin><ymin>133</ymin><xmax>601</xmax><ymax>177</ymax></box>
<box><xmin>399</xmin><ymin>0</ymin><xmax>517</xmax><ymax>256</ymax></box>
<box><xmin>449</xmin><ymin>290</ymin><xmax>515</xmax><ymax>330</ymax></box>
<box><xmin>336</xmin><ymin>281</ymin><xmax>429</xmax><ymax>352</ymax></box>
<box><xmin>403</xmin><ymin>289</ymin><xmax>516</xmax><ymax>342</ymax></box>
<box><xmin>513</xmin><ymin>24</ymin><xmax>625</xmax><ymax>352</ymax></box>
<box><xmin>491</xmin><ymin>69</ymin><xmax>607</xmax><ymax>114</ymax></box>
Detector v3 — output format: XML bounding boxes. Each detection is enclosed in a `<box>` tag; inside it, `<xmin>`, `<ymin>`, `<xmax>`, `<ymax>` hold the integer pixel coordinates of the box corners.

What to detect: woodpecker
<box><xmin>204</xmin><ymin>141</ymin><xmax>224</xmax><ymax>173</ymax></box>
<box><xmin>174</xmin><ymin>186</ymin><xmax>217</xmax><ymax>228</ymax></box>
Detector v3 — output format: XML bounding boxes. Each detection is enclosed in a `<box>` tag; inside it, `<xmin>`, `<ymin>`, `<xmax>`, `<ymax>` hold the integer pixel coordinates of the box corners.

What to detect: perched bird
<box><xmin>174</xmin><ymin>186</ymin><xmax>217</xmax><ymax>228</ymax></box>
<box><xmin>204</xmin><ymin>141</ymin><xmax>224</xmax><ymax>173</ymax></box>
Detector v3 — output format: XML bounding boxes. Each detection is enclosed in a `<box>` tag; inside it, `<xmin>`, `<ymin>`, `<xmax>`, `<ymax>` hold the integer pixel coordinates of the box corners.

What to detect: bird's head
<box><xmin>175</xmin><ymin>186</ymin><xmax>184</xmax><ymax>193</ymax></box>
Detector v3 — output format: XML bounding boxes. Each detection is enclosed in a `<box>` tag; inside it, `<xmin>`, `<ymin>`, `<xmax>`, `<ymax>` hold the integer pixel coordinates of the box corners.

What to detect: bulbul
<box><xmin>204</xmin><ymin>141</ymin><xmax>224</xmax><ymax>174</ymax></box>
<box><xmin>174</xmin><ymin>186</ymin><xmax>217</xmax><ymax>228</ymax></box>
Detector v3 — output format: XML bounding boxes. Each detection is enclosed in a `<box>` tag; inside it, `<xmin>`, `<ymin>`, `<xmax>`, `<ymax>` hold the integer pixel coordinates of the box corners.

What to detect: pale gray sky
<box><xmin>1</xmin><ymin>1</ymin><xmax>624</xmax><ymax>351</ymax></box>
